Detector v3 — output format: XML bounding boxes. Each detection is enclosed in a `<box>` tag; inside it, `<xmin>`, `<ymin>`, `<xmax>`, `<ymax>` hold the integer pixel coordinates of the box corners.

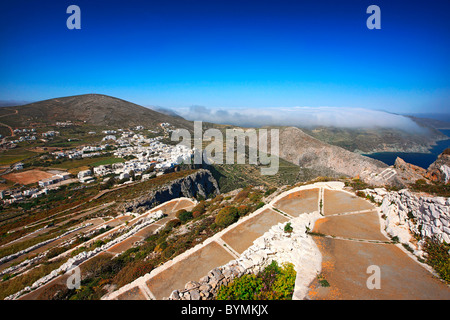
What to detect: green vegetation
<box><xmin>0</xmin><ymin>148</ymin><xmax>36</xmax><ymax>166</ymax></box>
<box><xmin>216</xmin><ymin>261</ymin><xmax>296</xmax><ymax>300</ymax></box>
<box><xmin>317</xmin><ymin>273</ymin><xmax>330</xmax><ymax>287</ymax></box>
<box><xmin>423</xmin><ymin>238</ymin><xmax>450</xmax><ymax>283</ymax></box>
<box><xmin>0</xmin><ymin>259</ymin><xmax>66</xmax><ymax>300</ymax></box>
<box><xmin>215</xmin><ymin>206</ymin><xmax>239</xmax><ymax>228</ymax></box>
<box><xmin>409</xmin><ymin>181</ymin><xmax>450</xmax><ymax>197</ymax></box>
<box><xmin>345</xmin><ymin>178</ymin><xmax>372</xmax><ymax>191</ymax></box>
<box><xmin>284</xmin><ymin>222</ymin><xmax>293</xmax><ymax>234</ymax></box>
<box><xmin>209</xmin><ymin>156</ymin><xmax>321</xmax><ymax>194</ymax></box>
<box><xmin>176</xmin><ymin>209</ymin><xmax>194</xmax><ymax>223</ymax></box>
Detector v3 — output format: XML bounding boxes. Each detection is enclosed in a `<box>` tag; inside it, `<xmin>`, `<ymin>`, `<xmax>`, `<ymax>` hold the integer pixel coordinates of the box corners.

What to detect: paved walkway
<box><xmin>308</xmin><ymin>189</ymin><xmax>450</xmax><ymax>300</ymax></box>
<box><xmin>107</xmin><ymin>182</ymin><xmax>450</xmax><ymax>300</ymax></box>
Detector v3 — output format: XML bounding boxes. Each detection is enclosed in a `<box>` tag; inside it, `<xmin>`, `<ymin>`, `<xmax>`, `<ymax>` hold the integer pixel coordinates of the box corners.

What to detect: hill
<box><xmin>0</xmin><ymin>94</ymin><xmax>193</xmax><ymax>130</ymax></box>
<box><xmin>258</xmin><ymin>127</ymin><xmax>388</xmax><ymax>181</ymax></box>
<box><xmin>302</xmin><ymin>124</ymin><xmax>447</xmax><ymax>154</ymax></box>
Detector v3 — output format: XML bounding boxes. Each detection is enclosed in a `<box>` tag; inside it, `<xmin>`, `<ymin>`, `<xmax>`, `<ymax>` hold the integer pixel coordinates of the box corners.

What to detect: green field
<box><xmin>0</xmin><ymin>148</ymin><xmax>36</xmax><ymax>166</ymax></box>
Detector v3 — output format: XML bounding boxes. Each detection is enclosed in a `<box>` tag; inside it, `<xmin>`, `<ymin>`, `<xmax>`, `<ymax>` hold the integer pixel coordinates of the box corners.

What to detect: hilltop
<box><xmin>0</xmin><ymin>94</ymin><xmax>193</xmax><ymax>130</ymax></box>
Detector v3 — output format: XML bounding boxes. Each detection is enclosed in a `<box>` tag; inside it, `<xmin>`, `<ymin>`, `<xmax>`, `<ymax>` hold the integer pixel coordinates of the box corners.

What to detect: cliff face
<box><xmin>121</xmin><ymin>169</ymin><xmax>220</xmax><ymax>212</ymax></box>
<box><xmin>260</xmin><ymin>127</ymin><xmax>387</xmax><ymax>179</ymax></box>
<box><xmin>426</xmin><ymin>148</ymin><xmax>450</xmax><ymax>184</ymax></box>
<box><xmin>389</xmin><ymin>149</ymin><xmax>450</xmax><ymax>185</ymax></box>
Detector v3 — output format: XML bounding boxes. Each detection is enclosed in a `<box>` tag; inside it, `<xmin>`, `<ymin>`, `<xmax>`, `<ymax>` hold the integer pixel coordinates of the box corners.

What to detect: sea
<box><xmin>364</xmin><ymin>129</ymin><xmax>450</xmax><ymax>169</ymax></box>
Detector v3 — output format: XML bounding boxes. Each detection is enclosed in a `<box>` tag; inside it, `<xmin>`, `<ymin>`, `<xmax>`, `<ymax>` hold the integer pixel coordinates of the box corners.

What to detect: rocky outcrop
<box><xmin>426</xmin><ymin>148</ymin><xmax>450</xmax><ymax>184</ymax></box>
<box><xmin>363</xmin><ymin>188</ymin><xmax>450</xmax><ymax>259</ymax></box>
<box><xmin>121</xmin><ymin>169</ymin><xmax>219</xmax><ymax>213</ymax></box>
<box><xmin>393</xmin><ymin>157</ymin><xmax>428</xmax><ymax>184</ymax></box>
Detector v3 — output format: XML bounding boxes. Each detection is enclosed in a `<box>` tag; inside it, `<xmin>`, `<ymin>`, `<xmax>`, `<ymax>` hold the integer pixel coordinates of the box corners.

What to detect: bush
<box><xmin>284</xmin><ymin>222</ymin><xmax>293</xmax><ymax>233</ymax></box>
<box><xmin>255</xmin><ymin>201</ymin><xmax>265</xmax><ymax>210</ymax></box>
<box><xmin>423</xmin><ymin>238</ymin><xmax>450</xmax><ymax>283</ymax></box>
<box><xmin>216</xmin><ymin>261</ymin><xmax>296</xmax><ymax>300</ymax></box>
<box><xmin>176</xmin><ymin>209</ymin><xmax>193</xmax><ymax>223</ymax></box>
<box><xmin>356</xmin><ymin>191</ymin><xmax>365</xmax><ymax>198</ymax></box>
<box><xmin>216</xmin><ymin>274</ymin><xmax>262</xmax><ymax>300</ymax></box>
<box><xmin>177</xmin><ymin>211</ymin><xmax>193</xmax><ymax>223</ymax></box>
<box><xmin>176</xmin><ymin>209</ymin><xmax>187</xmax><ymax>219</ymax></box>
<box><xmin>215</xmin><ymin>206</ymin><xmax>239</xmax><ymax>228</ymax></box>
<box><xmin>192</xmin><ymin>201</ymin><xmax>206</xmax><ymax>218</ymax></box>
<box><xmin>234</xmin><ymin>189</ymin><xmax>250</xmax><ymax>202</ymax></box>
<box><xmin>237</xmin><ymin>205</ymin><xmax>250</xmax><ymax>216</ymax></box>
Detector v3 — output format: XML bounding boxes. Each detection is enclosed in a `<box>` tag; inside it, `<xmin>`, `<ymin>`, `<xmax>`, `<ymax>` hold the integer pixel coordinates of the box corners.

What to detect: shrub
<box><xmin>248</xmin><ymin>192</ymin><xmax>262</xmax><ymax>203</ymax></box>
<box><xmin>216</xmin><ymin>261</ymin><xmax>296</xmax><ymax>300</ymax></box>
<box><xmin>177</xmin><ymin>211</ymin><xmax>193</xmax><ymax>223</ymax></box>
<box><xmin>176</xmin><ymin>209</ymin><xmax>187</xmax><ymax>219</ymax></box>
<box><xmin>255</xmin><ymin>201</ymin><xmax>265</xmax><ymax>210</ymax></box>
<box><xmin>215</xmin><ymin>206</ymin><xmax>239</xmax><ymax>228</ymax></box>
<box><xmin>216</xmin><ymin>274</ymin><xmax>262</xmax><ymax>300</ymax></box>
<box><xmin>192</xmin><ymin>201</ymin><xmax>206</xmax><ymax>218</ymax></box>
<box><xmin>166</xmin><ymin>218</ymin><xmax>181</xmax><ymax>229</ymax></box>
<box><xmin>356</xmin><ymin>191</ymin><xmax>366</xmax><ymax>198</ymax></box>
<box><xmin>237</xmin><ymin>205</ymin><xmax>250</xmax><ymax>216</ymax></box>
<box><xmin>234</xmin><ymin>189</ymin><xmax>250</xmax><ymax>202</ymax></box>
<box><xmin>264</xmin><ymin>187</ymin><xmax>277</xmax><ymax>197</ymax></box>
<box><xmin>193</xmin><ymin>200</ymin><xmax>206</xmax><ymax>213</ymax></box>
<box><xmin>284</xmin><ymin>222</ymin><xmax>293</xmax><ymax>233</ymax></box>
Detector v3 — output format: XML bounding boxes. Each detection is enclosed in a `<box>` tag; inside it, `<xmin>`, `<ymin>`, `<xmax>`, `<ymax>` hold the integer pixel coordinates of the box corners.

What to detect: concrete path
<box><xmin>109</xmin><ymin>182</ymin><xmax>449</xmax><ymax>300</ymax></box>
<box><xmin>308</xmin><ymin>189</ymin><xmax>450</xmax><ymax>300</ymax></box>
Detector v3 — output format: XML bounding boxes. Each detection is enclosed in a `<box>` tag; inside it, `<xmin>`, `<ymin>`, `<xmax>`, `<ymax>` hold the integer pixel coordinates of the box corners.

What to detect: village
<box><xmin>0</xmin><ymin>123</ymin><xmax>194</xmax><ymax>205</ymax></box>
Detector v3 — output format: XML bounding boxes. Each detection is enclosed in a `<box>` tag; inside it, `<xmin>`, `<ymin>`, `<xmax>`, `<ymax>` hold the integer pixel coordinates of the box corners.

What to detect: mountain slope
<box><xmin>0</xmin><ymin>94</ymin><xmax>193</xmax><ymax>130</ymax></box>
<box><xmin>259</xmin><ymin>126</ymin><xmax>388</xmax><ymax>179</ymax></box>
<box><xmin>302</xmin><ymin>124</ymin><xmax>447</xmax><ymax>154</ymax></box>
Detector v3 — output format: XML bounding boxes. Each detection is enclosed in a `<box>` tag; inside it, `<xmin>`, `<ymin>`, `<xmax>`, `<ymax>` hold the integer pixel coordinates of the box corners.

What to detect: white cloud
<box><xmin>178</xmin><ymin>105</ymin><xmax>426</xmax><ymax>132</ymax></box>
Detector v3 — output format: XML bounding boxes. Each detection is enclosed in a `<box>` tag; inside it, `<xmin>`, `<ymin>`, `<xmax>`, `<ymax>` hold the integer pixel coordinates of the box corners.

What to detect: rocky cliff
<box><xmin>259</xmin><ymin>127</ymin><xmax>388</xmax><ymax>180</ymax></box>
<box><xmin>426</xmin><ymin>148</ymin><xmax>450</xmax><ymax>184</ymax></box>
<box><xmin>120</xmin><ymin>169</ymin><xmax>220</xmax><ymax>213</ymax></box>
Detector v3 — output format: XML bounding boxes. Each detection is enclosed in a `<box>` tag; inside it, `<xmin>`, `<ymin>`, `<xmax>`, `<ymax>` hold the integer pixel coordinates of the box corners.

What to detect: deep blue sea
<box><xmin>364</xmin><ymin>129</ymin><xmax>450</xmax><ymax>169</ymax></box>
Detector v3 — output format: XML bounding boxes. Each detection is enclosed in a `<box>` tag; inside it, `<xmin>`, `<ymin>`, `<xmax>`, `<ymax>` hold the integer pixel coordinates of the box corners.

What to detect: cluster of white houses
<box><xmin>2</xmin><ymin>123</ymin><xmax>196</xmax><ymax>204</ymax></box>
<box><xmin>51</xmin><ymin>145</ymin><xmax>109</xmax><ymax>159</ymax></box>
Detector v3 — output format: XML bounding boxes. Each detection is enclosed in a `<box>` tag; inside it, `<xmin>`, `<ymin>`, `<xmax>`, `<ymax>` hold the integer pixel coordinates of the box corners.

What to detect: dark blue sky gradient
<box><xmin>0</xmin><ymin>0</ymin><xmax>449</xmax><ymax>113</ymax></box>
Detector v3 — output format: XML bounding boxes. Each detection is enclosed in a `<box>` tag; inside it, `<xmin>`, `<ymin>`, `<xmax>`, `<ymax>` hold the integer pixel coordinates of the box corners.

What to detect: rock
<box><xmin>199</xmin><ymin>275</ymin><xmax>209</xmax><ymax>284</ymax></box>
<box><xmin>199</xmin><ymin>284</ymin><xmax>211</xmax><ymax>293</ymax></box>
<box><xmin>209</xmin><ymin>268</ymin><xmax>224</xmax><ymax>281</ymax></box>
<box><xmin>170</xmin><ymin>290</ymin><xmax>180</xmax><ymax>300</ymax></box>
<box><xmin>190</xmin><ymin>289</ymin><xmax>201</xmax><ymax>300</ymax></box>
<box><xmin>185</xmin><ymin>281</ymin><xmax>200</xmax><ymax>290</ymax></box>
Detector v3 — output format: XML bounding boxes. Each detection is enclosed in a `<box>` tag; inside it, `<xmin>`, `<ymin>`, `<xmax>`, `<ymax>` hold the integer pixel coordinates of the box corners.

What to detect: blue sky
<box><xmin>0</xmin><ymin>0</ymin><xmax>449</xmax><ymax>115</ymax></box>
